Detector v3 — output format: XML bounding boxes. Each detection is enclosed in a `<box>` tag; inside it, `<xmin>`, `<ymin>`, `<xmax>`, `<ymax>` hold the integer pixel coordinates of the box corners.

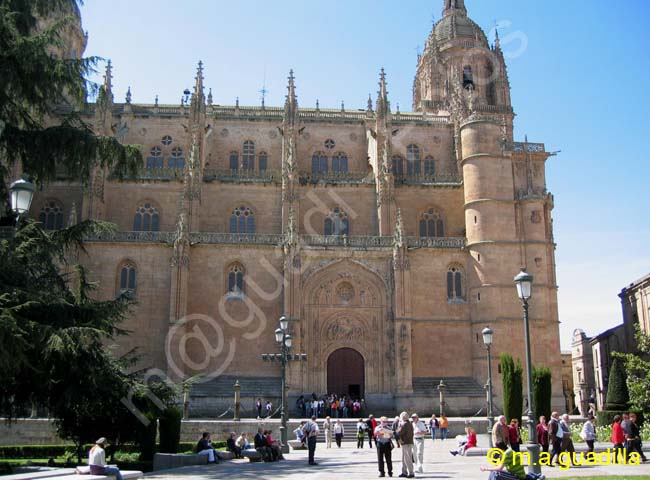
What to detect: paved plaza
<box><xmin>145</xmin><ymin>439</ymin><xmax>650</xmax><ymax>480</ymax></box>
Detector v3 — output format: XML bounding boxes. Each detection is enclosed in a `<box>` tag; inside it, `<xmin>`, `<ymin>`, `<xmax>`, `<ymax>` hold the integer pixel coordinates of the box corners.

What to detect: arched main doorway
<box><xmin>327</xmin><ymin>348</ymin><xmax>365</xmax><ymax>398</ymax></box>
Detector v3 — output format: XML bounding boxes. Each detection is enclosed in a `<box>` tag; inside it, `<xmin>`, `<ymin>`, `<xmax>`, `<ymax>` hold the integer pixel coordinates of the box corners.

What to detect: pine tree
<box><xmin>604</xmin><ymin>357</ymin><xmax>630</xmax><ymax>411</ymax></box>
<box><xmin>0</xmin><ymin>0</ymin><xmax>140</xmax><ymax>220</ymax></box>
<box><xmin>501</xmin><ymin>353</ymin><xmax>523</xmax><ymax>424</ymax></box>
<box><xmin>533</xmin><ymin>366</ymin><xmax>552</xmax><ymax>421</ymax></box>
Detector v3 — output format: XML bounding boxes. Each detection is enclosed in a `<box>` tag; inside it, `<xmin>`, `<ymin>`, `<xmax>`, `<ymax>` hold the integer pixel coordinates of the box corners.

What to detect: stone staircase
<box><xmin>412</xmin><ymin>377</ymin><xmax>485</xmax><ymax>397</ymax></box>
<box><xmin>190</xmin><ymin>376</ymin><xmax>281</xmax><ymax>399</ymax></box>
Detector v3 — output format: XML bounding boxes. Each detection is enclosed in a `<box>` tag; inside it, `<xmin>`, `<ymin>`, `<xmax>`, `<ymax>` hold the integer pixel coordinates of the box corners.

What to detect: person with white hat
<box><xmin>89</xmin><ymin>437</ymin><xmax>123</xmax><ymax>480</ymax></box>
<box><xmin>411</xmin><ymin>413</ymin><xmax>427</xmax><ymax>473</ymax></box>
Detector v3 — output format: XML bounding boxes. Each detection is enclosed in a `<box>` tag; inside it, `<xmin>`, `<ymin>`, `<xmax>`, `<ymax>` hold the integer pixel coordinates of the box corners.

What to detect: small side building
<box><xmin>571</xmin><ymin>329</ymin><xmax>595</xmax><ymax>416</ymax></box>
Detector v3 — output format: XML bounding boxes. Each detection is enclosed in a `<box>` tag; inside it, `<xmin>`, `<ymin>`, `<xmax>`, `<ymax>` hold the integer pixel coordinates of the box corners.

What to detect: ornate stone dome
<box><xmin>433</xmin><ymin>12</ymin><xmax>489</xmax><ymax>47</ymax></box>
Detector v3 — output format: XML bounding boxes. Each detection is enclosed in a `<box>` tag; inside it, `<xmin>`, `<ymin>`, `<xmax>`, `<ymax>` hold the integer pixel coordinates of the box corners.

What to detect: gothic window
<box><xmin>168</xmin><ymin>147</ymin><xmax>184</xmax><ymax>169</ymax></box>
<box><xmin>324</xmin><ymin>207</ymin><xmax>349</xmax><ymax>236</ymax></box>
<box><xmin>391</xmin><ymin>155</ymin><xmax>404</xmax><ymax>175</ymax></box>
<box><xmin>312</xmin><ymin>152</ymin><xmax>328</xmax><ymax>174</ymax></box>
<box><xmin>447</xmin><ymin>265</ymin><xmax>465</xmax><ymax>301</ymax></box>
<box><xmin>259</xmin><ymin>152</ymin><xmax>268</xmax><ymax>172</ymax></box>
<box><xmin>161</xmin><ymin>135</ymin><xmax>173</xmax><ymax>146</ymax></box>
<box><xmin>242</xmin><ymin>140</ymin><xmax>255</xmax><ymax>170</ymax></box>
<box><xmin>39</xmin><ymin>200</ymin><xmax>64</xmax><ymax>230</ymax></box>
<box><xmin>332</xmin><ymin>152</ymin><xmax>348</xmax><ymax>173</ymax></box>
<box><xmin>229</xmin><ymin>152</ymin><xmax>239</xmax><ymax>170</ymax></box>
<box><xmin>406</xmin><ymin>144</ymin><xmax>421</xmax><ymax>175</ymax></box>
<box><xmin>419</xmin><ymin>208</ymin><xmax>444</xmax><ymax>237</ymax></box>
<box><xmin>463</xmin><ymin>66</ymin><xmax>474</xmax><ymax>90</ymax></box>
<box><xmin>133</xmin><ymin>202</ymin><xmax>160</xmax><ymax>231</ymax></box>
<box><xmin>324</xmin><ymin>138</ymin><xmax>336</xmax><ymax>150</ymax></box>
<box><xmin>229</xmin><ymin>206</ymin><xmax>255</xmax><ymax>234</ymax></box>
<box><xmin>118</xmin><ymin>262</ymin><xmax>137</xmax><ymax>296</ymax></box>
<box><xmin>424</xmin><ymin>156</ymin><xmax>435</xmax><ymax>175</ymax></box>
<box><xmin>228</xmin><ymin>263</ymin><xmax>245</xmax><ymax>293</ymax></box>
<box><xmin>146</xmin><ymin>146</ymin><xmax>163</xmax><ymax>169</ymax></box>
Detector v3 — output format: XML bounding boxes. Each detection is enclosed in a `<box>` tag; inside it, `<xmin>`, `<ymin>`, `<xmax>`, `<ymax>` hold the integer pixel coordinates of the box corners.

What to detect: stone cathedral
<box><xmin>32</xmin><ymin>0</ymin><xmax>563</xmax><ymax>415</ymax></box>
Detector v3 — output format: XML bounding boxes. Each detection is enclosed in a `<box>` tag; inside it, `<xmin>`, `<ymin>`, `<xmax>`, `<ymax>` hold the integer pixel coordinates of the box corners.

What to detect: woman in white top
<box><xmin>580</xmin><ymin>415</ymin><xmax>596</xmax><ymax>454</ymax></box>
<box><xmin>88</xmin><ymin>438</ymin><xmax>123</xmax><ymax>480</ymax></box>
<box><xmin>334</xmin><ymin>419</ymin><xmax>345</xmax><ymax>448</ymax></box>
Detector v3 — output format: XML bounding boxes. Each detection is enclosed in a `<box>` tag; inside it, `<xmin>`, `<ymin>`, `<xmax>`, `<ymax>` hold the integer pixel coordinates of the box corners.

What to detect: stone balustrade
<box><xmin>203</xmin><ymin>168</ymin><xmax>280</xmax><ymax>184</ymax></box>
<box><xmin>85</xmin><ymin>231</ymin><xmax>466</xmax><ymax>249</ymax></box>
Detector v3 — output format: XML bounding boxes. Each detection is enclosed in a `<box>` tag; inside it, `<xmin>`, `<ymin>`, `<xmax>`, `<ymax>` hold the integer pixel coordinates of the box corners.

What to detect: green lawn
<box><xmin>561</xmin><ymin>477</ymin><xmax>650</xmax><ymax>480</ymax></box>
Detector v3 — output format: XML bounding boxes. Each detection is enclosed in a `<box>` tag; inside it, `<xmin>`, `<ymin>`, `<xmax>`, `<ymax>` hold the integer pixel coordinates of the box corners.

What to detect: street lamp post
<box><xmin>514</xmin><ymin>269</ymin><xmax>541</xmax><ymax>475</ymax></box>
<box><xmin>482</xmin><ymin>326</ymin><xmax>494</xmax><ymax>448</ymax></box>
<box><xmin>262</xmin><ymin>315</ymin><xmax>307</xmax><ymax>454</ymax></box>
<box><xmin>275</xmin><ymin>316</ymin><xmax>292</xmax><ymax>454</ymax></box>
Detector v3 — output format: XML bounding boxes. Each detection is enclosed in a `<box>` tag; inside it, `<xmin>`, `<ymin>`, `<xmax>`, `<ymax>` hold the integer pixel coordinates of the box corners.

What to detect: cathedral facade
<box><xmin>32</xmin><ymin>0</ymin><xmax>563</xmax><ymax>415</ymax></box>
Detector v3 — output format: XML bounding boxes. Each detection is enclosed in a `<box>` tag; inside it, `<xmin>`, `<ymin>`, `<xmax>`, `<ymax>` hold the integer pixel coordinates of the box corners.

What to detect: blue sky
<box><xmin>79</xmin><ymin>0</ymin><xmax>650</xmax><ymax>349</ymax></box>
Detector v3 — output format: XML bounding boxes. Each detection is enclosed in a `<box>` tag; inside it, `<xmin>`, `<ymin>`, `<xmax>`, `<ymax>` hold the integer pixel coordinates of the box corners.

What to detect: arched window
<box><xmin>146</xmin><ymin>146</ymin><xmax>163</xmax><ymax>169</ymax></box>
<box><xmin>119</xmin><ymin>262</ymin><xmax>137</xmax><ymax>296</ymax></box>
<box><xmin>424</xmin><ymin>156</ymin><xmax>435</xmax><ymax>175</ymax></box>
<box><xmin>230</xmin><ymin>206</ymin><xmax>255</xmax><ymax>234</ymax></box>
<box><xmin>161</xmin><ymin>135</ymin><xmax>173</xmax><ymax>146</ymax></box>
<box><xmin>133</xmin><ymin>203</ymin><xmax>160</xmax><ymax>231</ymax></box>
<box><xmin>463</xmin><ymin>66</ymin><xmax>474</xmax><ymax>90</ymax></box>
<box><xmin>332</xmin><ymin>152</ymin><xmax>348</xmax><ymax>173</ymax></box>
<box><xmin>39</xmin><ymin>199</ymin><xmax>64</xmax><ymax>230</ymax></box>
<box><xmin>419</xmin><ymin>208</ymin><xmax>444</xmax><ymax>237</ymax></box>
<box><xmin>243</xmin><ymin>140</ymin><xmax>255</xmax><ymax>170</ymax></box>
<box><xmin>312</xmin><ymin>152</ymin><xmax>328</xmax><ymax>174</ymax></box>
<box><xmin>391</xmin><ymin>155</ymin><xmax>404</xmax><ymax>175</ymax></box>
<box><xmin>324</xmin><ymin>207</ymin><xmax>349</xmax><ymax>236</ymax></box>
<box><xmin>259</xmin><ymin>152</ymin><xmax>268</xmax><ymax>172</ymax></box>
<box><xmin>447</xmin><ymin>265</ymin><xmax>465</xmax><ymax>301</ymax></box>
<box><xmin>229</xmin><ymin>152</ymin><xmax>239</xmax><ymax>170</ymax></box>
<box><xmin>168</xmin><ymin>147</ymin><xmax>184</xmax><ymax>169</ymax></box>
<box><xmin>228</xmin><ymin>263</ymin><xmax>245</xmax><ymax>293</ymax></box>
<box><xmin>406</xmin><ymin>144</ymin><xmax>421</xmax><ymax>175</ymax></box>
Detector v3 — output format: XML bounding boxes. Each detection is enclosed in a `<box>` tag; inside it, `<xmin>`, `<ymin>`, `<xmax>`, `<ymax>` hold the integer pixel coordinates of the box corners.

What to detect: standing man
<box><xmin>265</xmin><ymin>400</ymin><xmax>272</xmax><ymax>418</ymax></box>
<box><xmin>548</xmin><ymin>411</ymin><xmax>562</xmax><ymax>466</ymax></box>
<box><xmin>439</xmin><ymin>415</ymin><xmax>449</xmax><ymax>441</ymax></box>
<box><xmin>411</xmin><ymin>414</ymin><xmax>426</xmax><ymax>474</ymax></box>
<box><xmin>367</xmin><ymin>414</ymin><xmax>378</xmax><ymax>448</ymax></box>
<box><xmin>627</xmin><ymin>413</ymin><xmax>647</xmax><ymax>461</ymax></box>
<box><xmin>255</xmin><ymin>398</ymin><xmax>262</xmax><ymax>419</ymax></box>
<box><xmin>302</xmin><ymin>415</ymin><xmax>320</xmax><ymax>466</ymax></box>
<box><xmin>492</xmin><ymin>415</ymin><xmax>509</xmax><ymax>451</ymax></box>
<box><xmin>374</xmin><ymin>416</ymin><xmax>394</xmax><ymax>478</ymax></box>
<box><xmin>560</xmin><ymin>414</ymin><xmax>575</xmax><ymax>462</ymax></box>
<box><xmin>397</xmin><ymin>411</ymin><xmax>415</xmax><ymax>478</ymax></box>
<box><xmin>323</xmin><ymin>416</ymin><xmax>332</xmax><ymax>449</ymax></box>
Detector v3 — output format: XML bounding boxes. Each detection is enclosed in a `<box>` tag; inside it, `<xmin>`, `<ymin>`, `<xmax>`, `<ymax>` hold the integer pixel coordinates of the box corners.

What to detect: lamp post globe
<box><xmin>285</xmin><ymin>334</ymin><xmax>292</xmax><ymax>348</ymax></box>
<box><xmin>482</xmin><ymin>326</ymin><xmax>493</xmax><ymax>346</ymax></box>
<box><xmin>275</xmin><ymin>328</ymin><xmax>283</xmax><ymax>343</ymax></box>
<box><xmin>514</xmin><ymin>269</ymin><xmax>533</xmax><ymax>301</ymax></box>
<box><xmin>9</xmin><ymin>177</ymin><xmax>35</xmax><ymax>218</ymax></box>
<box><xmin>279</xmin><ymin>315</ymin><xmax>289</xmax><ymax>331</ymax></box>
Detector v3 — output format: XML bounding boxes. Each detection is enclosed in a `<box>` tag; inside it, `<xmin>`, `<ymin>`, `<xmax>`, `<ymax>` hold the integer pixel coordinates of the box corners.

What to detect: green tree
<box><xmin>0</xmin><ymin>0</ymin><xmax>140</xmax><ymax>220</ymax></box>
<box><xmin>533</xmin><ymin>366</ymin><xmax>552</xmax><ymax>421</ymax></box>
<box><xmin>605</xmin><ymin>357</ymin><xmax>630</xmax><ymax>411</ymax></box>
<box><xmin>501</xmin><ymin>353</ymin><xmax>523</xmax><ymax>425</ymax></box>
<box><xmin>617</xmin><ymin>326</ymin><xmax>650</xmax><ymax>413</ymax></box>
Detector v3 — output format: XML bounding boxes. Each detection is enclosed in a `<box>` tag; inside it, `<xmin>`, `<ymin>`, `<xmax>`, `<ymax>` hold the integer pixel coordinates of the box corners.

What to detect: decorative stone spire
<box><xmin>189</xmin><ymin>61</ymin><xmax>206</xmax><ymax>123</ymax></box>
<box><xmin>443</xmin><ymin>0</ymin><xmax>466</xmax><ymax>17</ymax></box>
<box><xmin>125</xmin><ymin>86</ymin><xmax>132</xmax><ymax>104</ymax></box>
<box><xmin>394</xmin><ymin>208</ymin><xmax>405</xmax><ymax>249</ymax></box>
<box><xmin>154</xmin><ymin>94</ymin><xmax>159</xmax><ymax>107</ymax></box>
<box><xmin>376</xmin><ymin>68</ymin><xmax>390</xmax><ymax>122</ymax></box>
<box><xmin>102</xmin><ymin>60</ymin><xmax>113</xmax><ymax>104</ymax></box>
<box><xmin>207</xmin><ymin>88</ymin><xmax>213</xmax><ymax>105</ymax></box>
<box><xmin>283</xmin><ymin>69</ymin><xmax>298</xmax><ymax>127</ymax></box>
<box><xmin>367</xmin><ymin>94</ymin><xmax>373</xmax><ymax>114</ymax></box>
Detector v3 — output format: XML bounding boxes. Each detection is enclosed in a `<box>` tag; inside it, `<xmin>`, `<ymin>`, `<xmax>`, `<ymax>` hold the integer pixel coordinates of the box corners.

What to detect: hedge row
<box><xmin>0</xmin><ymin>441</ymin><xmax>226</xmax><ymax>459</ymax></box>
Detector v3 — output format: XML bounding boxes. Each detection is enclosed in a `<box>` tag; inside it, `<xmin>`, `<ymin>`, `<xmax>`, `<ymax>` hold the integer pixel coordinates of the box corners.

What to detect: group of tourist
<box><xmin>223</xmin><ymin>429</ymin><xmax>284</xmax><ymax>462</ymax></box>
<box><xmin>610</xmin><ymin>412</ymin><xmax>646</xmax><ymax>463</ymax></box>
<box><xmin>254</xmin><ymin>398</ymin><xmax>273</xmax><ymax>419</ymax></box>
<box><xmin>296</xmin><ymin>393</ymin><xmax>366</xmax><ymax>419</ymax></box>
